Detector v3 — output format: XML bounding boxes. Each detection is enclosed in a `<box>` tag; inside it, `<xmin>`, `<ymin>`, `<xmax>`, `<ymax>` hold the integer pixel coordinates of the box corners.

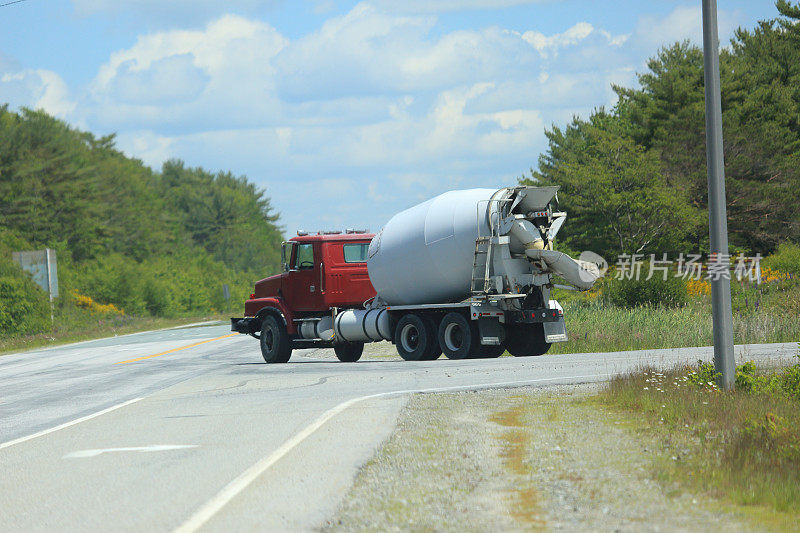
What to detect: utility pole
<box><xmin>701</xmin><ymin>0</ymin><xmax>735</xmax><ymax>389</ymax></box>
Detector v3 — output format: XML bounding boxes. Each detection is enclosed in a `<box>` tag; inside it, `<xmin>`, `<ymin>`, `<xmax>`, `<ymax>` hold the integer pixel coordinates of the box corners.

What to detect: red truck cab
<box><xmin>236</xmin><ymin>232</ymin><xmax>376</xmax><ymax>339</ymax></box>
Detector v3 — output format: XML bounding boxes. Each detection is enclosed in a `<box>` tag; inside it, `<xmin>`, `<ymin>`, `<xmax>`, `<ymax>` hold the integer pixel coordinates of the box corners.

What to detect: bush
<box><xmin>0</xmin><ymin>275</ymin><xmax>51</xmax><ymax>337</ymax></box>
<box><xmin>142</xmin><ymin>276</ymin><xmax>174</xmax><ymax>317</ymax></box>
<box><xmin>687</xmin><ymin>359</ymin><xmax>721</xmax><ymax>389</ymax></box>
<box><xmin>69</xmin><ymin>250</ymin><xmax>254</xmax><ymax>318</ymax></box>
<box><xmin>748</xmin><ymin>355</ymin><xmax>800</xmax><ymax>400</ymax></box>
<box><xmin>763</xmin><ymin>243</ymin><xmax>800</xmax><ymax>275</ymax></box>
<box><xmin>605</xmin><ymin>273</ymin><xmax>688</xmax><ymax>308</ymax></box>
<box><xmin>779</xmin><ymin>363</ymin><xmax>800</xmax><ymax>400</ymax></box>
<box><xmin>687</xmin><ymin>358</ymin><xmax>800</xmax><ymax>398</ymax></box>
<box><xmin>738</xmin><ymin>412</ymin><xmax>799</xmax><ymax>463</ymax></box>
<box><xmin>735</xmin><ymin>360</ymin><xmax>757</xmax><ymax>392</ymax></box>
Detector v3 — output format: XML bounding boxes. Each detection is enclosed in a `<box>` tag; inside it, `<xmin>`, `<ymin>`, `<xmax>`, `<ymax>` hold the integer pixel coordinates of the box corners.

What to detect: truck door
<box><xmin>284</xmin><ymin>242</ymin><xmax>323</xmax><ymax>311</ymax></box>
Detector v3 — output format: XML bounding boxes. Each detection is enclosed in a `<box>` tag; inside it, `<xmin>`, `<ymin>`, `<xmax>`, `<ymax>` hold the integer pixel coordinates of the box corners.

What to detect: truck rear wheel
<box><xmin>438</xmin><ymin>312</ymin><xmax>477</xmax><ymax>360</ymax></box>
<box><xmin>421</xmin><ymin>316</ymin><xmax>442</xmax><ymax>360</ymax></box>
<box><xmin>505</xmin><ymin>323</ymin><xmax>551</xmax><ymax>357</ymax></box>
<box><xmin>334</xmin><ymin>342</ymin><xmax>364</xmax><ymax>362</ymax></box>
<box><xmin>260</xmin><ymin>315</ymin><xmax>292</xmax><ymax>364</ymax></box>
<box><xmin>394</xmin><ymin>313</ymin><xmax>436</xmax><ymax>361</ymax></box>
<box><xmin>474</xmin><ymin>344</ymin><xmax>505</xmax><ymax>358</ymax></box>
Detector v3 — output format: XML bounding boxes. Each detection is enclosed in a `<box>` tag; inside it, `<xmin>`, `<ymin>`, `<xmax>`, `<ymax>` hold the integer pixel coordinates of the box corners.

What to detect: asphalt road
<box><xmin>0</xmin><ymin>323</ymin><xmax>796</xmax><ymax>532</ymax></box>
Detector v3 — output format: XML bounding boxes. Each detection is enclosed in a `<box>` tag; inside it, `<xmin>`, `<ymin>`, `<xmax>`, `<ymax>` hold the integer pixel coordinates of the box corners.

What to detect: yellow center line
<box><xmin>115</xmin><ymin>333</ymin><xmax>239</xmax><ymax>364</ymax></box>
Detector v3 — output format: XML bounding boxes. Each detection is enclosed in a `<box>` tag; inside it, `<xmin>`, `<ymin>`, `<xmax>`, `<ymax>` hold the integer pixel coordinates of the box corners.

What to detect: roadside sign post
<box><xmin>12</xmin><ymin>248</ymin><xmax>59</xmax><ymax>323</ymax></box>
<box><xmin>222</xmin><ymin>284</ymin><xmax>231</xmax><ymax>313</ymax></box>
<box><xmin>701</xmin><ymin>0</ymin><xmax>735</xmax><ymax>389</ymax></box>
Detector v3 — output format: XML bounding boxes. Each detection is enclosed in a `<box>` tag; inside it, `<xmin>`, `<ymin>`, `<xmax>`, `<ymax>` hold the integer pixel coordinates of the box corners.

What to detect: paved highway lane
<box><xmin>0</xmin><ymin>323</ymin><xmax>255</xmax><ymax>443</ymax></box>
<box><xmin>0</xmin><ymin>323</ymin><xmax>796</xmax><ymax>532</ymax></box>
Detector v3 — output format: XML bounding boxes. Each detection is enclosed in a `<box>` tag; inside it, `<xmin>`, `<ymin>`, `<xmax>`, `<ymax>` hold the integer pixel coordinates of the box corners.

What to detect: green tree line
<box><xmin>0</xmin><ymin>106</ymin><xmax>283</xmax><ymax>337</ymax></box>
<box><xmin>524</xmin><ymin>0</ymin><xmax>800</xmax><ymax>257</ymax></box>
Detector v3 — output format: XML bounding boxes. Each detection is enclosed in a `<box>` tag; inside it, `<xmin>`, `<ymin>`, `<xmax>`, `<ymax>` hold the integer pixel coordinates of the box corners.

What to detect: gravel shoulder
<box><xmin>324</xmin><ymin>385</ymin><xmax>757</xmax><ymax>532</ymax></box>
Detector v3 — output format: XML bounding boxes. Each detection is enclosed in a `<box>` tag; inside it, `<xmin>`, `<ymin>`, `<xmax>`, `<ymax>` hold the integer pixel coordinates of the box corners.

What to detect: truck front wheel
<box><xmin>505</xmin><ymin>324</ymin><xmax>551</xmax><ymax>357</ymax></box>
<box><xmin>260</xmin><ymin>315</ymin><xmax>292</xmax><ymax>363</ymax></box>
<box><xmin>334</xmin><ymin>342</ymin><xmax>364</xmax><ymax>362</ymax></box>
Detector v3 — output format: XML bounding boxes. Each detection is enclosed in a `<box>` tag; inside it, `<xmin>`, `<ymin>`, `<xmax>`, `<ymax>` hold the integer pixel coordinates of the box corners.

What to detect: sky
<box><xmin>0</xmin><ymin>0</ymin><xmax>781</xmax><ymax>236</ymax></box>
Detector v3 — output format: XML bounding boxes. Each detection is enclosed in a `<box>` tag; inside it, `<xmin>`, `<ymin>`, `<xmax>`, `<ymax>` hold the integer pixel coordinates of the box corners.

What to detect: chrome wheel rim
<box><xmin>443</xmin><ymin>322</ymin><xmax>464</xmax><ymax>352</ymax></box>
<box><xmin>263</xmin><ymin>326</ymin><xmax>275</xmax><ymax>352</ymax></box>
<box><xmin>400</xmin><ymin>324</ymin><xmax>420</xmax><ymax>353</ymax></box>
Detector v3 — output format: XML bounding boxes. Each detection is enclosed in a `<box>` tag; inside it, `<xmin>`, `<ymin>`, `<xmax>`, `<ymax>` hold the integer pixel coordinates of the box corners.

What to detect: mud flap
<box><xmin>543</xmin><ymin>317</ymin><xmax>567</xmax><ymax>343</ymax></box>
<box><xmin>478</xmin><ymin>317</ymin><xmax>505</xmax><ymax>345</ymax></box>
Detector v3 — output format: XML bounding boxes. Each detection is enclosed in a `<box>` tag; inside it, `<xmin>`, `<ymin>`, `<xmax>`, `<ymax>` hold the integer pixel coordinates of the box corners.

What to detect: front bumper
<box><xmin>231</xmin><ymin>317</ymin><xmax>260</xmax><ymax>334</ymax></box>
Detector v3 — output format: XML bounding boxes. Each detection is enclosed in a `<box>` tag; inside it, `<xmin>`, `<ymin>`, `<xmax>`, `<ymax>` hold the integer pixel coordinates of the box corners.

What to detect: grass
<box><xmin>0</xmin><ymin>313</ymin><xmax>225</xmax><ymax>356</ymax></box>
<box><xmin>549</xmin><ymin>280</ymin><xmax>800</xmax><ymax>354</ymax></box>
<box><xmin>595</xmin><ymin>355</ymin><xmax>800</xmax><ymax>526</ymax></box>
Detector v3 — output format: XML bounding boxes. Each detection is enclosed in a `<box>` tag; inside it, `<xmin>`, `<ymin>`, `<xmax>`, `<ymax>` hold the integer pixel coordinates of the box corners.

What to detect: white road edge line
<box><xmin>173</xmin><ymin>372</ymin><xmax>608</xmax><ymax>533</ymax></box>
<box><xmin>0</xmin><ymin>397</ymin><xmax>143</xmax><ymax>450</ymax></box>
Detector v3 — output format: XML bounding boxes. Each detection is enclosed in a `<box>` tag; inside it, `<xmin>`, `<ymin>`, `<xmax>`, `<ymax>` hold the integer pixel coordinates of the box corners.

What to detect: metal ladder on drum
<box><xmin>470</xmin><ymin>237</ymin><xmax>493</xmax><ymax>294</ymax></box>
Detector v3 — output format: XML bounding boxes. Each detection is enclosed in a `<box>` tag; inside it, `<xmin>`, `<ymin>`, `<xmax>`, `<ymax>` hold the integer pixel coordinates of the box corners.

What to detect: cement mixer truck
<box><xmin>231</xmin><ymin>185</ymin><xmax>600</xmax><ymax>363</ymax></box>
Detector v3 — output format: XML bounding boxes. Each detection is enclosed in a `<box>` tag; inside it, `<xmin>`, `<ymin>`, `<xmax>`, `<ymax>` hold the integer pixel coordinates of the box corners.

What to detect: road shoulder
<box><xmin>325</xmin><ymin>385</ymin><xmax>755</xmax><ymax>531</ymax></box>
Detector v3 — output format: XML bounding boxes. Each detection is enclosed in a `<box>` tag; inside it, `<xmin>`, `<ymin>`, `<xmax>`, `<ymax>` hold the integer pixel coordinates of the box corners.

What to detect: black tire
<box><xmin>438</xmin><ymin>312</ymin><xmax>477</xmax><ymax>360</ymax></box>
<box><xmin>394</xmin><ymin>313</ymin><xmax>436</xmax><ymax>361</ymax></box>
<box><xmin>505</xmin><ymin>323</ymin><xmax>551</xmax><ymax>357</ymax></box>
<box><xmin>474</xmin><ymin>344</ymin><xmax>505</xmax><ymax>358</ymax></box>
<box><xmin>260</xmin><ymin>315</ymin><xmax>292</xmax><ymax>363</ymax></box>
<box><xmin>334</xmin><ymin>342</ymin><xmax>364</xmax><ymax>362</ymax></box>
<box><xmin>420</xmin><ymin>316</ymin><xmax>442</xmax><ymax>361</ymax></box>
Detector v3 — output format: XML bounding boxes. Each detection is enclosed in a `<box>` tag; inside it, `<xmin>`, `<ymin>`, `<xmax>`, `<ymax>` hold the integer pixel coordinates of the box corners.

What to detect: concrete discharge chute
<box><xmin>524</xmin><ymin>249</ymin><xmax>600</xmax><ymax>291</ymax></box>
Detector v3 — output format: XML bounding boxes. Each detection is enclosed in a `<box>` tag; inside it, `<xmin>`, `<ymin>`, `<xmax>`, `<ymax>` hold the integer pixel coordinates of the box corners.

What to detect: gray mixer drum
<box><xmin>367</xmin><ymin>188</ymin><xmax>499</xmax><ymax>306</ymax></box>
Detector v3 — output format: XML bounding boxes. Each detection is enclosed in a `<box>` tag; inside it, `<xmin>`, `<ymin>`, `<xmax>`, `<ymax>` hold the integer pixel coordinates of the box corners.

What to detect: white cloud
<box><xmin>522</xmin><ymin>22</ymin><xmax>594</xmax><ymax>52</ymax></box>
<box><xmin>110</xmin><ymin>54</ymin><xmax>209</xmax><ymax>105</ymax></box>
<box><xmin>0</xmin><ymin>65</ymin><xmax>75</xmax><ymax>118</ymax></box>
<box><xmin>275</xmin><ymin>4</ymin><xmax>583</xmax><ymax>101</ymax></box>
<box><xmin>330</xmin><ymin>83</ymin><xmax>545</xmax><ymax>167</ymax></box>
<box><xmin>33</xmin><ymin>70</ymin><xmax>77</xmax><ymax>117</ymax></box>
<box><xmin>83</xmin><ymin>5</ymin><xmax>643</xmax><ymax>135</ymax></box>
<box><xmin>93</xmin><ymin>14</ymin><xmax>286</xmax><ymax>90</ymax></box>
<box><xmin>635</xmin><ymin>5</ymin><xmax>740</xmax><ymax>49</ymax></box>
<box><xmin>520</xmin><ymin>22</ymin><xmax>630</xmax><ymax>63</ymax></box>
<box><xmin>372</xmin><ymin>0</ymin><xmax>552</xmax><ymax>13</ymax></box>
<box><xmin>273</xmin><ymin>3</ymin><xmax>436</xmax><ymax>99</ymax></box>
<box><xmin>87</xmin><ymin>14</ymin><xmax>287</xmax><ymax>131</ymax></box>
<box><xmin>148</xmin><ymin>83</ymin><xmax>543</xmax><ymax>171</ymax></box>
<box><xmin>114</xmin><ymin>130</ymin><xmax>175</xmax><ymax>168</ymax></box>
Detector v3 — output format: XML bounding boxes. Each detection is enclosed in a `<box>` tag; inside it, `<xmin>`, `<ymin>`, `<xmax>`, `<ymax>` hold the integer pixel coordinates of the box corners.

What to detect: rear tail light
<box><xmin>250</xmin><ymin>293</ymin><xmax>255</xmax><ymax>299</ymax></box>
